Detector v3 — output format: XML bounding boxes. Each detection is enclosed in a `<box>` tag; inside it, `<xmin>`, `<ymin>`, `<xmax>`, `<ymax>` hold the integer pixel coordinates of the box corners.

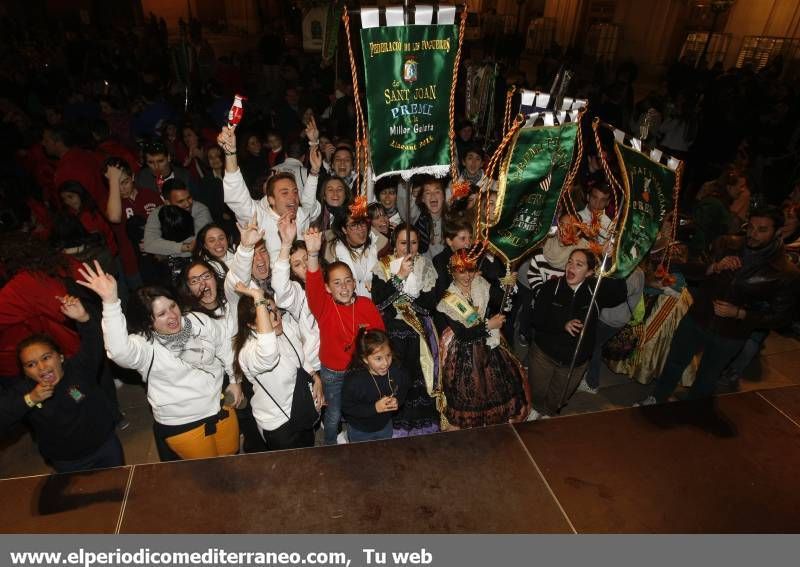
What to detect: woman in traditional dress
<box><xmin>435</xmin><ymin>250</ymin><xmax>529</xmax><ymax>429</ymax></box>
<box><xmin>370</xmin><ymin>223</ymin><xmax>441</xmax><ymax>437</ymax></box>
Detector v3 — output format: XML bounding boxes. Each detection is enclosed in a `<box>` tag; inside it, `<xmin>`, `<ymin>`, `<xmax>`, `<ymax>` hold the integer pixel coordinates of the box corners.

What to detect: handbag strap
<box><xmin>253</xmin><ymin>374</ymin><xmax>291</xmax><ymax>421</ymax></box>
<box><xmin>251</xmin><ymin>332</ymin><xmax>305</xmax><ymax>421</ymax></box>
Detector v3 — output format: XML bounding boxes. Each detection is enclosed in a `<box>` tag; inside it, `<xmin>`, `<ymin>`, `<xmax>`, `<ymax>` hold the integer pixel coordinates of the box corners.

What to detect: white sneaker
<box><xmin>526</xmin><ymin>408</ymin><xmax>542</xmax><ymax>422</ymax></box>
<box><xmin>634</xmin><ymin>395</ymin><xmax>657</xmax><ymax>407</ymax></box>
<box><xmin>336</xmin><ymin>430</ymin><xmax>349</xmax><ymax>444</ymax></box>
<box><xmin>576</xmin><ymin>378</ymin><xmax>599</xmax><ymax>395</ymax></box>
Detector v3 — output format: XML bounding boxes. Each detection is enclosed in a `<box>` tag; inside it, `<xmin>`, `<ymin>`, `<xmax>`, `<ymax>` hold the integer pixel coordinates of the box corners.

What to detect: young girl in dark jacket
<box><xmin>528</xmin><ymin>248</ymin><xmax>627</xmax><ymax>418</ymax></box>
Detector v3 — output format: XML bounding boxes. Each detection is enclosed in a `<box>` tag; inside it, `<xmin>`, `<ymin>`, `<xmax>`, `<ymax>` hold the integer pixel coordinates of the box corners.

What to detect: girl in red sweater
<box><xmin>304</xmin><ymin>227</ymin><xmax>385</xmax><ymax>445</ymax></box>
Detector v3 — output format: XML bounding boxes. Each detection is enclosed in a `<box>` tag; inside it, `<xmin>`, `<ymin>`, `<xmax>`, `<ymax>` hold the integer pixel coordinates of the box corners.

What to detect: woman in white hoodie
<box><xmin>232</xmin><ymin>282</ymin><xmax>323</xmax><ymax>450</ymax></box>
<box><xmin>77</xmin><ymin>261</ymin><xmax>243</xmax><ymax>461</ymax></box>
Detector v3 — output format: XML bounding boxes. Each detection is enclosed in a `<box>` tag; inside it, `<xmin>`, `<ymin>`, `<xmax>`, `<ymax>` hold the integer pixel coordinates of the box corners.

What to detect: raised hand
<box><xmin>76</xmin><ymin>260</ymin><xmax>119</xmax><ymax>304</ymax></box>
<box><xmin>277</xmin><ymin>212</ymin><xmax>297</xmax><ymax>245</ymax></box>
<box><xmin>304</xmin><ymin>227</ymin><xmax>323</xmax><ymax>255</ymax></box>
<box><xmin>237</xmin><ymin>216</ymin><xmax>264</xmax><ymax>248</ymax></box>
<box><xmin>305</xmin><ymin>116</ymin><xmax>319</xmax><ymax>144</ymax></box>
<box><xmin>56</xmin><ymin>295</ymin><xmax>90</xmax><ymax>323</ymax></box>
<box><xmin>397</xmin><ymin>254</ymin><xmax>414</xmax><ymax>280</ymax></box>
<box><xmin>217</xmin><ymin>126</ymin><xmax>236</xmax><ymax>154</ymax></box>
<box><xmin>234</xmin><ymin>281</ymin><xmax>265</xmax><ymax>300</ymax></box>
<box><xmin>104</xmin><ymin>164</ymin><xmax>122</xmax><ymax>182</ymax></box>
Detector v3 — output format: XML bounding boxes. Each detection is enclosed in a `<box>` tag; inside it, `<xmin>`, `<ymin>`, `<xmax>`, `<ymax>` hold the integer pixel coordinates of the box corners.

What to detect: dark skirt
<box><xmin>440</xmin><ymin>329</ymin><xmax>527</xmax><ymax>429</ymax></box>
<box><xmin>385</xmin><ymin>317</ymin><xmax>440</xmax><ymax>436</ymax></box>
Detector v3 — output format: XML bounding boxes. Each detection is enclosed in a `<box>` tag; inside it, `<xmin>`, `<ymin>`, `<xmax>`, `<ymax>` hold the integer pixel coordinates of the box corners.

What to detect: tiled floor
<box><xmin>3</xmin><ymin>332</ymin><xmax>800</xmax><ymax>480</ymax></box>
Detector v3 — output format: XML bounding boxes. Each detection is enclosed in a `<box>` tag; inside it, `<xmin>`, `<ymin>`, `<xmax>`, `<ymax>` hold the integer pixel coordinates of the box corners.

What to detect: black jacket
<box><xmin>341</xmin><ymin>364</ymin><xmax>410</xmax><ymax>432</ymax></box>
<box><xmin>0</xmin><ymin>317</ymin><xmax>115</xmax><ymax>462</ymax></box>
<box><xmin>532</xmin><ymin>276</ymin><xmax>628</xmax><ymax>365</ymax></box>
<box><xmin>680</xmin><ymin>236</ymin><xmax>800</xmax><ymax>339</ymax></box>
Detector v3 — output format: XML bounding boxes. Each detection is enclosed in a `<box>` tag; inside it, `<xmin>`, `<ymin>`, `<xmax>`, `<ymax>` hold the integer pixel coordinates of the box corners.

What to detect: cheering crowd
<box><xmin>1</xmin><ymin>14</ymin><xmax>799</xmax><ymax>474</ymax></box>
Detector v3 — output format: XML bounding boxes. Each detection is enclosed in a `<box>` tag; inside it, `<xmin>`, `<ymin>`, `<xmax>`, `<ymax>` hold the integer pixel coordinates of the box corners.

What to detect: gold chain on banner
<box><xmin>342</xmin><ymin>6</ymin><xmax>367</xmax><ymax>197</ymax></box>
<box><xmin>663</xmin><ymin>161</ymin><xmax>683</xmax><ymax>273</ymax></box>
<box><xmin>502</xmin><ymin>86</ymin><xmax>516</xmax><ymax>137</ymax></box>
<box><xmin>588</xmin><ymin>118</ymin><xmax>624</xmax><ymax>255</ymax></box>
<box><xmin>448</xmin><ymin>6</ymin><xmax>468</xmax><ymax>181</ymax></box>
<box><xmin>470</xmin><ymin>113</ymin><xmax>526</xmax><ymax>260</ymax></box>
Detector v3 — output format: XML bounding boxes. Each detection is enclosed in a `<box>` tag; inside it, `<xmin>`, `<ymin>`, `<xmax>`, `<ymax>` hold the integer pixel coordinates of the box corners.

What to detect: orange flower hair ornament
<box><xmin>558</xmin><ymin>215</ymin><xmax>581</xmax><ymax>245</ymax></box>
<box><xmin>449</xmin><ymin>248</ymin><xmax>479</xmax><ymax>273</ymax></box>
<box><xmin>348</xmin><ymin>194</ymin><xmax>368</xmax><ymax>220</ymax></box>
<box><xmin>450</xmin><ymin>180</ymin><xmax>471</xmax><ymax>204</ymax></box>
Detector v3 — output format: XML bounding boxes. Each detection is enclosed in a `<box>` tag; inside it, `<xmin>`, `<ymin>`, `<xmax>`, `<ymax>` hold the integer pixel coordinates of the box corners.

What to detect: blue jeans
<box><xmin>348</xmin><ymin>420</ymin><xmax>393</xmax><ymax>443</ymax></box>
<box><xmin>321</xmin><ymin>367</ymin><xmax>347</xmax><ymax>445</ymax></box>
<box><xmin>50</xmin><ymin>433</ymin><xmax>125</xmax><ymax>474</ymax></box>
<box><xmin>726</xmin><ymin>329</ymin><xmax>768</xmax><ymax>378</ymax></box>
<box><xmin>651</xmin><ymin>315</ymin><xmax>745</xmax><ymax>402</ymax></box>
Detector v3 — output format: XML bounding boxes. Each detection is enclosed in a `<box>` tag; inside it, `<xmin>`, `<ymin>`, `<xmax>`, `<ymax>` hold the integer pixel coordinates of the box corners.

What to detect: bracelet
<box><xmin>310</xmin><ymin>169</ymin><xmax>320</xmax><ymax>176</ymax></box>
<box><xmin>308</xmin><ymin>252</ymin><xmax>319</xmax><ymax>258</ymax></box>
<box><xmin>24</xmin><ymin>394</ymin><xmax>37</xmax><ymax>408</ymax></box>
<box><xmin>309</xmin><ymin>141</ymin><xmax>319</xmax><ymax>146</ymax></box>
<box><xmin>224</xmin><ymin>150</ymin><xmax>237</xmax><ymax>156</ymax></box>
<box><xmin>254</xmin><ymin>298</ymin><xmax>269</xmax><ymax>308</ymax></box>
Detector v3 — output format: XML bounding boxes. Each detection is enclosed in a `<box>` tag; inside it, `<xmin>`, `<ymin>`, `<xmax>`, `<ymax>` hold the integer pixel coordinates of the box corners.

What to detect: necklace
<box><xmin>369</xmin><ymin>369</ymin><xmax>396</xmax><ymax>398</ymax></box>
<box><xmin>456</xmin><ymin>284</ymin><xmax>473</xmax><ymax>305</ymax></box>
<box><xmin>333</xmin><ymin>298</ymin><xmax>357</xmax><ymax>352</ymax></box>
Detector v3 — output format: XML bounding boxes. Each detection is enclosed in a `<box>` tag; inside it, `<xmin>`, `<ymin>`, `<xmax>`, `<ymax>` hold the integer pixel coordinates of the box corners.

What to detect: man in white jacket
<box><xmin>217</xmin><ymin>127</ymin><xmax>321</xmax><ymax>265</ymax></box>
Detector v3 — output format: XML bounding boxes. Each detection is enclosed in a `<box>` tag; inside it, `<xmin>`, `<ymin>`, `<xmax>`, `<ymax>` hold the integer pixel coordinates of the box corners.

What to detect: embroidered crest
<box><xmin>403</xmin><ymin>56</ymin><xmax>418</xmax><ymax>84</ymax></box>
<box><xmin>68</xmin><ymin>386</ymin><xmax>85</xmax><ymax>403</ymax></box>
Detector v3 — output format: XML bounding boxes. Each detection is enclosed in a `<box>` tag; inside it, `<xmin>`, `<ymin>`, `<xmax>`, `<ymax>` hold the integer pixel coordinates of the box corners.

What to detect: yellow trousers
<box><xmin>165</xmin><ymin>407</ymin><xmax>240</xmax><ymax>460</ymax></box>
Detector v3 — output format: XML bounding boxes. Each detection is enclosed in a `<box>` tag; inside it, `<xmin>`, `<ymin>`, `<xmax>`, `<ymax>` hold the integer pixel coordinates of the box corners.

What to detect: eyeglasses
<box><xmin>346</xmin><ymin>221</ymin><xmax>368</xmax><ymax>230</ymax></box>
<box><xmin>188</xmin><ymin>271</ymin><xmax>214</xmax><ymax>286</ymax></box>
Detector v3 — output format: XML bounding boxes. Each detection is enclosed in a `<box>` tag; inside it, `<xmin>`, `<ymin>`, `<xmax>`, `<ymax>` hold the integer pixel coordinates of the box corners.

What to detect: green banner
<box><xmin>611</xmin><ymin>143</ymin><xmax>676</xmax><ymax>278</ymax></box>
<box><xmin>488</xmin><ymin>122</ymin><xmax>579</xmax><ymax>265</ymax></box>
<box><xmin>360</xmin><ymin>24</ymin><xmax>457</xmax><ymax>179</ymax></box>
<box><xmin>322</xmin><ymin>2</ymin><xmax>342</xmax><ymax>62</ymax></box>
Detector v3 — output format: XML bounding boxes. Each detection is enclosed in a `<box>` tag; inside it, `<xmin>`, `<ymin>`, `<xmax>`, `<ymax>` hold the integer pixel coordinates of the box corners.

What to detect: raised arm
<box><xmin>273</xmin><ymin>213</ymin><xmax>305</xmax><ymax>313</ymax></box>
<box><xmin>236</xmin><ymin>283</ymin><xmax>280</xmax><ymax>375</ymax></box>
<box><xmin>77</xmin><ymin>261</ymin><xmax>153</xmax><ymax>373</ymax></box>
<box><xmin>218</xmin><ymin>126</ymin><xmax>258</xmax><ymax>225</ymax></box>
<box><xmin>224</xmin><ymin>216</ymin><xmax>263</xmax><ymax>302</ymax></box>
<box><xmin>104</xmin><ymin>164</ymin><xmax>124</xmax><ymax>224</ymax></box>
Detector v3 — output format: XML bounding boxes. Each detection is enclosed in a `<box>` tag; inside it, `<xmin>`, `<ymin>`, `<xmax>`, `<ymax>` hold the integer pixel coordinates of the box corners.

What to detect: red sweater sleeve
<box><xmin>305</xmin><ymin>268</ymin><xmax>328</xmax><ymax>320</ymax></box>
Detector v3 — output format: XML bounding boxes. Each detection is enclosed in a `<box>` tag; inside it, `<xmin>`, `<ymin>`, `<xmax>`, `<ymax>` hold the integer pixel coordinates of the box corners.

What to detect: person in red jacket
<box><xmin>0</xmin><ymin>233</ymin><xmax>82</xmax><ymax>378</ymax></box>
<box><xmin>304</xmin><ymin>225</ymin><xmax>385</xmax><ymax>445</ymax></box>
<box><xmin>43</xmin><ymin>126</ymin><xmax>108</xmax><ymax>210</ymax></box>
<box><xmin>91</xmin><ymin>119</ymin><xmax>140</xmax><ymax>175</ymax></box>
<box><xmin>58</xmin><ymin>181</ymin><xmax>118</xmax><ymax>257</ymax></box>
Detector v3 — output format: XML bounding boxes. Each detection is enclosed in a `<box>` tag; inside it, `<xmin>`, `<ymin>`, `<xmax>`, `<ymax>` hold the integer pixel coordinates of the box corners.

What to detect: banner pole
<box><xmin>564</xmin><ymin>242</ymin><xmax>613</xmax><ymax>388</ymax></box>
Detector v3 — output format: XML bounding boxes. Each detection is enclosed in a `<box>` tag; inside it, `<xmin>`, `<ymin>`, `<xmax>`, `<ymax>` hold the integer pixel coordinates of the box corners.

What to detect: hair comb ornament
<box><xmin>348</xmin><ymin>194</ymin><xmax>368</xmax><ymax>220</ymax></box>
<box><xmin>449</xmin><ymin>248</ymin><xmax>479</xmax><ymax>273</ymax></box>
<box><xmin>450</xmin><ymin>180</ymin><xmax>471</xmax><ymax>204</ymax></box>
